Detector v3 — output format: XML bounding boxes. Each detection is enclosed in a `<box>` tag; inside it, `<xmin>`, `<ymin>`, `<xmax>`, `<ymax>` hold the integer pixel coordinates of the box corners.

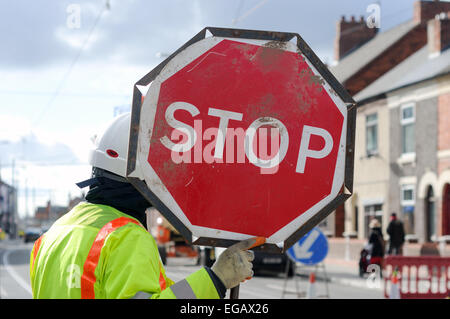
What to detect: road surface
<box><xmin>0</xmin><ymin>239</ymin><xmax>383</xmax><ymax>299</ymax></box>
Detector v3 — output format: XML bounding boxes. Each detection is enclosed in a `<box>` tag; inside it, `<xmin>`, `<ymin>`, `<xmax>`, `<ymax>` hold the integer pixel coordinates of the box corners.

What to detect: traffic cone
<box><xmin>306</xmin><ymin>272</ymin><xmax>316</xmax><ymax>299</ymax></box>
<box><xmin>389</xmin><ymin>270</ymin><xmax>401</xmax><ymax>299</ymax></box>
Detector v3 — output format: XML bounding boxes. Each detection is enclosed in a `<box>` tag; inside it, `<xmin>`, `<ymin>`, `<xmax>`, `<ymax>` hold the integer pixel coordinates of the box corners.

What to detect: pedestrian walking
<box><xmin>29</xmin><ymin>112</ymin><xmax>262</xmax><ymax>299</ymax></box>
<box><xmin>387</xmin><ymin>212</ymin><xmax>405</xmax><ymax>255</ymax></box>
<box><xmin>368</xmin><ymin>219</ymin><xmax>385</xmax><ymax>270</ymax></box>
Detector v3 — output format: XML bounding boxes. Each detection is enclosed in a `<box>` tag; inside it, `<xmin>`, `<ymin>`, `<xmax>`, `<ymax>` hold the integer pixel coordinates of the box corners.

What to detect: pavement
<box><xmin>2</xmin><ymin>236</ymin><xmax>449</xmax><ymax>299</ymax></box>
<box><xmin>309</xmin><ymin>237</ymin><xmax>450</xmax><ymax>295</ymax></box>
<box><xmin>295</xmin><ymin>258</ymin><xmax>380</xmax><ymax>292</ymax></box>
<box><xmin>158</xmin><ymin>242</ymin><xmax>384</xmax><ymax>295</ymax></box>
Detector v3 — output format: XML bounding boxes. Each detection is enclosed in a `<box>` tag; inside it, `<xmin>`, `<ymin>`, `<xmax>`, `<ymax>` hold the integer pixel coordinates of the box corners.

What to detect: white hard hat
<box><xmin>88</xmin><ymin>112</ymin><xmax>144</xmax><ymax>180</ymax></box>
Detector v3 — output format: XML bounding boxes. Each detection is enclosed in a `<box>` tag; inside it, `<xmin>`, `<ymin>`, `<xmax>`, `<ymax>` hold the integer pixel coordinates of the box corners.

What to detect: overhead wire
<box><xmin>232</xmin><ymin>0</ymin><xmax>269</xmax><ymax>26</ymax></box>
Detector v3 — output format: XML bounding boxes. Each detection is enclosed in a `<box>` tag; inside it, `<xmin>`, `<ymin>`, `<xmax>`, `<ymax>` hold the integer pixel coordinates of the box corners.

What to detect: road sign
<box><xmin>127</xmin><ymin>27</ymin><xmax>356</xmax><ymax>252</ymax></box>
<box><xmin>287</xmin><ymin>227</ymin><xmax>328</xmax><ymax>265</ymax></box>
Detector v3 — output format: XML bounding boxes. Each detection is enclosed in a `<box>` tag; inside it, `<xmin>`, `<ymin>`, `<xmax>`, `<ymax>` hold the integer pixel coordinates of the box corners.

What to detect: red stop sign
<box><xmin>128</xmin><ymin>28</ymin><xmax>355</xmax><ymax>251</ymax></box>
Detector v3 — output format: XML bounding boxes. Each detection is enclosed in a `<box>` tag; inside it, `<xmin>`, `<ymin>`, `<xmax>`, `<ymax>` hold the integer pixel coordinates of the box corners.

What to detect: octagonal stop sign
<box><xmin>127</xmin><ymin>27</ymin><xmax>356</xmax><ymax>252</ymax></box>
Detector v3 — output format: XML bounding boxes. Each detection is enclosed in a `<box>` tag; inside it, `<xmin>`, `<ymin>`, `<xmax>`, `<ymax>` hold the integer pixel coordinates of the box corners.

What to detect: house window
<box><xmin>401</xmin><ymin>103</ymin><xmax>415</xmax><ymax>154</ymax></box>
<box><xmin>401</xmin><ymin>184</ymin><xmax>415</xmax><ymax>206</ymax></box>
<box><xmin>366</xmin><ymin>113</ymin><xmax>378</xmax><ymax>156</ymax></box>
<box><xmin>401</xmin><ymin>184</ymin><xmax>415</xmax><ymax>234</ymax></box>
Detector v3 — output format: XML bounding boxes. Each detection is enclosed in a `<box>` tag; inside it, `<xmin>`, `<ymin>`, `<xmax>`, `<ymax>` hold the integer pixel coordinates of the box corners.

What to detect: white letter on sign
<box><xmin>245</xmin><ymin>117</ymin><xmax>289</xmax><ymax>169</ymax></box>
<box><xmin>208</xmin><ymin>108</ymin><xmax>243</xmax><ymax>159</ymax></box>
<box><xmin>296</xmin><ymin>125</ymin><xmax>333</xmax><ymax>173</ymax></box>
<box><xmin>160</xmin><ymin>101</ymin><xmax>199</xmax><ymax>152</ymax></box>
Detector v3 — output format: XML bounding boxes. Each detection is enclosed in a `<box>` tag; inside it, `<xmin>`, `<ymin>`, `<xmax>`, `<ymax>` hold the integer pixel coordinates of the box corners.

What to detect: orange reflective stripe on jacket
<box><xmin>29</xmin><ymin>203</ymin><xmax>219</xmax><ymax>299</ymax></box>
<box><xmin>80</xmin><ymin>216</ymin><xmax>141</xmax><ymax>299</ymax></box>
<box><xmin>31</xmin><ymin>236</ymin><xmax>43</xmax><ymax>270</ymax></box>
<box><xmin>159</xmin><ymin>261</ymin><xmax>167</xmax><ymax>291</ymax></box>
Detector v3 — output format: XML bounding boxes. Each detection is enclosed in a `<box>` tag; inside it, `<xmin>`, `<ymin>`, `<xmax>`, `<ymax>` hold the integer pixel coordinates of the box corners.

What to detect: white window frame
<box><xmin>400</xmin><ymin>103</ymin><xmax>415</xmax><ymax>156</ymax></box>
<box><xmin>400</xmin><ymin>103</ymin><xmax>415</xmax><ymax>125</ymax></box>
<box><xmin>363</xmin><ymin>201</ymin><xmax>383</xmax><ymax>237</ymax></box>
<box><xmin>365</xmin><ymin>112</ymin><xmax>378</xmax><ymax>156</ymax></box>
<box><xmin>401</xmin><ymin>184</ymin><xmax>415</xmax><ymax>206</ymax></box>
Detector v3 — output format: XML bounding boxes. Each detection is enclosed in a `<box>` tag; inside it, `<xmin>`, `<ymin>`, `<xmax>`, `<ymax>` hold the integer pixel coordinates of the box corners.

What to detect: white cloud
<box><xmin>54</xmin><ymin>25</ymin><xmax>102</xmax><ymax>50</ymax></box>
<box><xmin>0</xmin><ymin>0</ymin><xmax>420</xmax><ymax>221</ymax></box>
<box><xmin>0</xmin><ymin>114</ymin><xmax>32</xmax><ymax>142</ymax></box>
<box><xmin>14</xmin><ymin>163</ymin><xmax>92</xmax><ymax>219</ymax></box>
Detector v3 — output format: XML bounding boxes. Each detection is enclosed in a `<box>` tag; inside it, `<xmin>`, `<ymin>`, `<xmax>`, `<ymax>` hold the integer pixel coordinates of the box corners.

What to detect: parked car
<box><xmin>202</xmin><ymin>247</ymin><xmax>295</xmax><ymax>277</ymax></box>
<box><xmin>252</xmin><ymin>250</ymin><xmax>295</xmax><ymax>277</ymax></box>
<box><xmin>24</xmin><ymin>227</ymin><xmax>41</xmax><ymax>243</ymax></box>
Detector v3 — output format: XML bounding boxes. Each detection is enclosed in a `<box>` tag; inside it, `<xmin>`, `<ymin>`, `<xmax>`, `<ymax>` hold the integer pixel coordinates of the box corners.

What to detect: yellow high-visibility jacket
<box><xmin>30</xmin><ymin>202</ymin><xmax>221</xmax><ymax>299</ymax></box>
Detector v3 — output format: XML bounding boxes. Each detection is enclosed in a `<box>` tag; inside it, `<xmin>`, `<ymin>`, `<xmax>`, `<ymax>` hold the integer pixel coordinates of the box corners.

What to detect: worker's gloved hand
<box><xmin>211</xmin><ymin>237</ymin><xmax>265</xmax><ymax>289</ymax></box>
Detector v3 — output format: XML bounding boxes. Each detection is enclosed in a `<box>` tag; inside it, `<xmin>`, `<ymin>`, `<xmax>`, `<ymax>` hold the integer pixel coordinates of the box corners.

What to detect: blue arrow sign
<box><xmin>287</xmin><ymin>227</ymin><xmax>328</xmax><ymax>265</ymax></box>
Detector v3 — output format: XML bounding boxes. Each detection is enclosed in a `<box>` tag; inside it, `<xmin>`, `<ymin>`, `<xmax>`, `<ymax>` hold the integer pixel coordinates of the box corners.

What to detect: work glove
<box><xmin>211</xmin><ymin>237</ymin><xmax>265</xmax><ymax>289</ymax></box>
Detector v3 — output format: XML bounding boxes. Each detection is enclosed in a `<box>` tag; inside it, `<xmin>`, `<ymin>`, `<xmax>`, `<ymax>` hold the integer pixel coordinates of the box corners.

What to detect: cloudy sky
<box><xmin>0</xmin><ymin>0</ymin><xmax>420</xmax><ymax>218</ymax></box>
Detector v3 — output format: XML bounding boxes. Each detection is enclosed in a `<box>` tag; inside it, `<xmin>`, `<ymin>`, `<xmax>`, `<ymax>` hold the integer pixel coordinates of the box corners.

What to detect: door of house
<box><xmin>425</xmin><ymin>186</ymin><xmax>436</xmax><ymax>242</ymax></box>
<box><xmin>443</xmin><ymin>184</ymin><xmax>450</xmax><ymax>236</ymax></box>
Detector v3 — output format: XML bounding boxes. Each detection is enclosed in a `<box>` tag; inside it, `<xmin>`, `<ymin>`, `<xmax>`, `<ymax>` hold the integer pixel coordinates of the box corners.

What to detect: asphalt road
<box><xmin>0</xmin><ymin>239</ymin><xmax>383</xmax><ymax>299</ymax></box>
<box><xmin>165</xmin><ymin>258</ymin><xmax>383</xmax><ymax>299</ymax></box>
<box><xmin>0</xmin><ymin>239</ymin><xmax>33</xmax><ymax>299</ymax></box>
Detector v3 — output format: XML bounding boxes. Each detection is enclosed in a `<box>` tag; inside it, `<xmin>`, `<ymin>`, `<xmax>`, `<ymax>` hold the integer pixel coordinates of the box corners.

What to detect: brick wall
<box><xmin>440</xmin><ymin>16</ymin><xmax>450</xmax><ymax>50</ymax></box>
<box><xmin>340</xmin><ymin>1</ymin><xmax>450</xmax><ymax>95</ymax></box>
<box><xmin>344</xmin><ymin>24</ymin><xmax>428</xmax><ymax>96</ymax></box>
<box><xmin>334</xmin><ymin>16</ymin><xmax>377</xmax><ymax>61</ymax></box>
<box><xmin>428</xmin><ymin>15</ymin><xmax>450</xmax><ymax>54</ymax></box>
<box><xmin>438</xmin><ymin>92</ymin><xmax>450</xmax><ymax>152</ymax></box>
<box><xmin>334</xmin><ymin>203</ymin><xmax>345</xmax><ymax>237</ymax></box>
<box><xmin>414</xmin><ymin>0</ymin><xmax>450</xmax><ymax>24</ymax></box>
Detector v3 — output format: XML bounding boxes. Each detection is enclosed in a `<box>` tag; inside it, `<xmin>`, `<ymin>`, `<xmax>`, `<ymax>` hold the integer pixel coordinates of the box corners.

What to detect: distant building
<box><xmin>68</xmin><ymin>196</ymin><xmax>84</xmax><ymax>211</ymax></box>
<box><xmin>329</xmin><ymin>0</ymin><xmax>450</xmax><ymax>243</ymax></box>
<box><xmin>35</xmin><ymin>200</ymin><xmax>67</xmax><ymax>224</ymax></box>
<box><xmin>0</xmin><ymin>180</ymin><xmax>17</xmax><ymax>235</ymax></box>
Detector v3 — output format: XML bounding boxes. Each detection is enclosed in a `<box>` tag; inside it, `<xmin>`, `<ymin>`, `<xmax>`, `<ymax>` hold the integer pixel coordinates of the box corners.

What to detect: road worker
<box><xmin>30</xmin><ymin>112</ymin><xmax>261</xmax><ymax>299</ymax></box>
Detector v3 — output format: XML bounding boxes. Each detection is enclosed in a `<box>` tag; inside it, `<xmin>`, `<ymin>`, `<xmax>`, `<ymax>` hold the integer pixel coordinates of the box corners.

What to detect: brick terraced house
<box><xmin>326</xmin><ymin>0</ymin><xmax>450</xmax><ymax>243</ymax></box>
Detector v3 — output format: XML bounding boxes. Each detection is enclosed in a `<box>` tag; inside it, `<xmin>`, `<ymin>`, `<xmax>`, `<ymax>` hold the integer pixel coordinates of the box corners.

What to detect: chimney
<box><xmin>335</xmin><ymin>15</ymin><xmax>378</xmax><ymax>61</ymax></box>
<box><xmin>414</xmin><ymin>0</ymin><xmax>450</xmax><ymax>24</ymax></box>
<box><xmin>428</xmin><ymin>12</ymin><xmax>450</xmax><ymax>55</ymax></box>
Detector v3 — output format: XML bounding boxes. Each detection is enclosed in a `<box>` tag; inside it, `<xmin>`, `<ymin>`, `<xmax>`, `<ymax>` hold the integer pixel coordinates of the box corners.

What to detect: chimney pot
<box><xmin>427</xmin><ymin>13</ymin><xmax>450</xmax><ymax>55</ymax></box>
<box><xmin>334</xmin><ymin>13</ymin><xmax>378</xmax><ymax>61</ymax></box>
<box><xmin>414</xmin><ymin>0</ymin><xmax>450</xmax><ymax>24</ymax></box>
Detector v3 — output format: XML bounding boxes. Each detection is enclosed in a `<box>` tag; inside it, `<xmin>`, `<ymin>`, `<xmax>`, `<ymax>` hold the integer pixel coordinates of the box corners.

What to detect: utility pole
<box><xmin>11</xmin><ymin>159</ymin><xmax>14</xmax><ymax>189</ymax></box>
<box><xmin>10</xmin><ymin>159</ymin><xmax>16</xmax><ymax>238</ymax></box>
<box><xmin>32</xmin><ymin>187</ymin><xmax>36</xmax><ymax>224</ymax></box>
<box><xmin>25</xmin><ymin>177</ymin><xmax>29</xmax><ymax>220</ymax></box>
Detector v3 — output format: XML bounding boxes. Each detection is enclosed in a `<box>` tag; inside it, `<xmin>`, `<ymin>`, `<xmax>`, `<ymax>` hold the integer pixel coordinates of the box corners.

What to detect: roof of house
<box><xmin>354</xmin><ymin>46</ymin><xmax>450</xmax><ymax>102</ymax></box>
<box><xmin>330</xmin><ymin>20</ymin><xmax>418</xmax><ymax>83</ymax></box>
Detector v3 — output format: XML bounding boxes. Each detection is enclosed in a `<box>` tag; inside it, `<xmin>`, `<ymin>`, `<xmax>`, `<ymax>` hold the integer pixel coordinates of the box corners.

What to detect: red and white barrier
<box><xmin>384</xmin><ymin>256</ymin><xmax>450</xmax><ymax>299</ymax></box>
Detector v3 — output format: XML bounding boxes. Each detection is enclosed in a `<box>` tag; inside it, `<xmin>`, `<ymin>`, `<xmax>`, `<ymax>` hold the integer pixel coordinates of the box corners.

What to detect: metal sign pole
<box><xmin>281</xmin><ymin>259</ymin><xmax>291</xmax><ymax>298</ymax></box>
<box><xmin>281</xmin><ymin>259</ymin><xmax>302</xmax><ymax>298</ymax></box>
<box><xmin>230</xmin><ymin>285</ymin><xmax>240</xmax><ymax>299</ymax></box>
<box><xmin>320</xmin><ymin>262</ymin><xmax>330</xmax><ymax>298</ymax></box>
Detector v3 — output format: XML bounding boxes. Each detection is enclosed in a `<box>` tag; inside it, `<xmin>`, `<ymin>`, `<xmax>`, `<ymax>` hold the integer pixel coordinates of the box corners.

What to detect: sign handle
<box><xmin>229</xmin><ymin>237</ymin><xmax>266</xmax><ymax>299</ymax></box>
<box><xmin>230</xmin><ymin>285</ymin><xmax>240</xmax><ymax>299</ymax></box>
